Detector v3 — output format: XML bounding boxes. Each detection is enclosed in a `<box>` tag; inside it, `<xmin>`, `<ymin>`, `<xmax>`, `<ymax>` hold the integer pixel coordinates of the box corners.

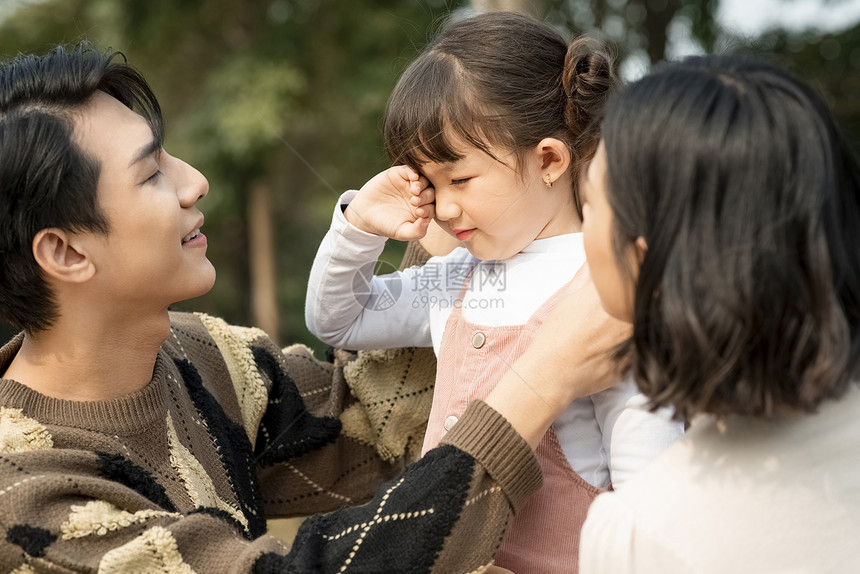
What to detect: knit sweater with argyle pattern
<box><xmin>0</xmin><ymin>312</ymin><xmax>541</xmax><ymax>573</ymax></box>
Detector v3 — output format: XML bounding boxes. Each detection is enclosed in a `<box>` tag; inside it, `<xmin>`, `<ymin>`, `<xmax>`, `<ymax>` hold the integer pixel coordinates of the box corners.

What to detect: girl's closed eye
<box><xmin>145</xmin><ymin>169</ymin><xmax>163</xmax><ymax>185</ymax></box>
<box><xmin>451</xmin><ymin>177</ymin><xmax>471</xmax><ymax>185</ymax></box>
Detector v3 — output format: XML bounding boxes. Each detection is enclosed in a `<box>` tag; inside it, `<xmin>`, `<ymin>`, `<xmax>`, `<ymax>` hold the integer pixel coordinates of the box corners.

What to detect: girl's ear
<box><xmin>534</xmin><ymin>138</ymin><xmax>571</xmax><ymax>186</ymax></box>
<box><xmin>32</xmin><ymin>228</ymin><xmax>96</xmax><ymax>284</ymax></box>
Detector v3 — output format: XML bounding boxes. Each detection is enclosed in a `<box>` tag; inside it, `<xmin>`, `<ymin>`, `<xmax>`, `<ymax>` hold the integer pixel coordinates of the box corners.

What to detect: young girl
<box><xmin>306</xmin><ymin>12</ymin><xmax>683</xmax><ymax>572</ymax></box>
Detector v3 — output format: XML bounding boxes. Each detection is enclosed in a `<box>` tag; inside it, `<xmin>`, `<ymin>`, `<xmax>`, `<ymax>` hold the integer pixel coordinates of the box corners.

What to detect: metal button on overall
<box><xmin>471</xmin><ymin>331</ymin><xmax>486</xmax><ymax>349</ymax></box>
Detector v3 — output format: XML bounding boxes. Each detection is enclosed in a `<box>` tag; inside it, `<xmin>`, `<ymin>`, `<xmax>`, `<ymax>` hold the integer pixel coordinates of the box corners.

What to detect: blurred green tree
<box><xmin>541</xmin><ymin>0</ymin><xmax>859</xmax><ymax>148</ymax></box>
<box><xmin>545</xmin><ymin>0</ymin><xmax>720</xmax><ymax>75</ymax></box>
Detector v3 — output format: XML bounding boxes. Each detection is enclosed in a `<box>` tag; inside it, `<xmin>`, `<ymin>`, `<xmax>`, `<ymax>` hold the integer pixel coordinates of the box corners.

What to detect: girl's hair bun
<box><xmin>563</xmin><ymin>37</ymin><xmax>618</xmax><ymax>171</ymax></box>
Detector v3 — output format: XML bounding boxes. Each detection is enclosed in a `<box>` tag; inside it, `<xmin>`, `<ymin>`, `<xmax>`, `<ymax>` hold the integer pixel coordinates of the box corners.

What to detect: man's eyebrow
<box><xmin>128</xmin><ymin>137</ymin><xmax>162</xmax><ymax>168</ymax></box>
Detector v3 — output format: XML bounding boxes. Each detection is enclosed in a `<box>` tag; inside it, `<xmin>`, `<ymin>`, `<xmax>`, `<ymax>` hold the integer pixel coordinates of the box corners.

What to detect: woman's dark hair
<box><xmin>0</xmin><ymin>42</ymin><xmax>163</xmax><ymax>333</ymax></box>
<box><xmin>603</xmin><ymin>55</ymin><xmax>860</xmax><ymax>419</ymax></box>
<box><xmin>383</xmin><ymin>11</ymin><xmax>617</xmax><ymax>213</ymax></box>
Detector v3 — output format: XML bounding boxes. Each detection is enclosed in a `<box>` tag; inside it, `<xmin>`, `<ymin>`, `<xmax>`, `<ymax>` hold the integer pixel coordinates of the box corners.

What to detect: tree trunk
<box><xmin>249</xmin><ymin>179</ymin><xmax>279</xmax><ymax>342</ymax></box>
<box><xmin>644</xmin><ymin>0</ymin><xmax>680</xmax><ymax>64</ymax></box>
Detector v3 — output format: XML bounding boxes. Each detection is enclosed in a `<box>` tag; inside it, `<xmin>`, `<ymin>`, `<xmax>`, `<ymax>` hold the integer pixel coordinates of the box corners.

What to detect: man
<box><xmin>0</xmin><ymin>44</ymin><xmax>623</xmax><ymax>572</ymax></box>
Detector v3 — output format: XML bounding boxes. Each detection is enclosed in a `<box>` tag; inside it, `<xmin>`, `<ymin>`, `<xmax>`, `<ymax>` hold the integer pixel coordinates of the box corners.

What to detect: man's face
<box><xmin>73</xmin><ymin>91</ymin><xmax>216</xmax><ymax>314</ymax></box>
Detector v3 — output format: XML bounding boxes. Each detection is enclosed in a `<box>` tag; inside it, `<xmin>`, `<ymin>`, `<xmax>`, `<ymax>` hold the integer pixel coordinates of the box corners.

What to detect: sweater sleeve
<box><xmin>250</xmin><ymin>314</ymin><xmax>541</xmax><ymax>572</ymax></box>
<box><xmin>285</xmin><ymin>401</ymin><xmax>542</xmax><ymax>573</ymax></box>
<box><xmin>242</xmin><ymin>315</ymin><xmax>542</xmax><ymax>572</ymax></box>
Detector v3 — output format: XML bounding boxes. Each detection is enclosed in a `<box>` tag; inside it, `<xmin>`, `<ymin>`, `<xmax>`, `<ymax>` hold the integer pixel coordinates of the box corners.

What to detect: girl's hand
<box><xmin>345</xmin><ymin>166</ymin><xmax>435</xmax><ymax>240</ymax></box>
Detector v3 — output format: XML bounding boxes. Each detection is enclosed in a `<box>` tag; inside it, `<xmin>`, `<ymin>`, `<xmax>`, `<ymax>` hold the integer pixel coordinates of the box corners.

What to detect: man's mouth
<box><xmin>182</xmin><ymin>229</ymin><xmax>201</xmax><ymax>244</ymax></box>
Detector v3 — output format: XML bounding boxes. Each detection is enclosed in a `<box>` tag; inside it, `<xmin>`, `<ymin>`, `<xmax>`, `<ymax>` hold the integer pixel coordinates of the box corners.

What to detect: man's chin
<box><xmin>199</xmin><ymin>273</ymin><xmax>218</xmax><ymax>298</ymax></box>
<box><xmin>175</xmin><ymin>266</ymin><xmax>217</xmax><ymax>304</ymax></box>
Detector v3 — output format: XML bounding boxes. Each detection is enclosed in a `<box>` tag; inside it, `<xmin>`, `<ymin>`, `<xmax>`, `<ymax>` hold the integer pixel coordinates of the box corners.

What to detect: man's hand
<box><xmin>345</xmin><ymin>165</ymin><xmax>435</xmax><ymax>240</ymax></box>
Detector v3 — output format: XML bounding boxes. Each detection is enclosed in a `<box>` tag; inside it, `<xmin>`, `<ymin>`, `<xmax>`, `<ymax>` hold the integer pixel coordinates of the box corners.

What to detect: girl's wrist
<box><xmin>342</xmin><ymin>198</ymin><xmax>378</xmax><ymax>236</ymax></box>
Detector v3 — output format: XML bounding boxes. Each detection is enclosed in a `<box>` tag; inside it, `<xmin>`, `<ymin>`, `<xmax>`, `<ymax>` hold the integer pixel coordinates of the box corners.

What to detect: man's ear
<box><xmin>32</xmin><ymin>228</ymin><xmax>96</xmax><ymax>284</ymax></box>
<box><xmin>534</xmin><ymin>138</ymin><xmax>571</xmax><ymax>186</ymax></box>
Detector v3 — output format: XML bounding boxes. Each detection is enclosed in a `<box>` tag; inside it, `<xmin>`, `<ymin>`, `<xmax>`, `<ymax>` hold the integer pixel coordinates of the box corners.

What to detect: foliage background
<box><xmin>1</xmin><ymin>0</ymin><xmax>859</xmax><ymax>352</ymax></box>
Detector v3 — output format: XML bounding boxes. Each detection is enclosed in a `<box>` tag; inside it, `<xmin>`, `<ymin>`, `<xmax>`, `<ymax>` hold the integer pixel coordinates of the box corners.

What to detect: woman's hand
<box><xmin>528</xmin><ymin>263</ymin><xmax>630</xmax><ymax>404</ymax></box>
<box><xmin>485</xmin><ymin>264</ymin><xmax>631</xmax><ymax>449</ymax></box>
<box><xmin>345</xmin><ymin>166</ymin><xmax>435</xmax><ymax>240</ymax></box>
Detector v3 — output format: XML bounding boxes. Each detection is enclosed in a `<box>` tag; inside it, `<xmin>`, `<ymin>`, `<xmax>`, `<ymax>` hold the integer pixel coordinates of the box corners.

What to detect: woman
<box><xmin>576</xmin><ymin>55</ymin><xmax>860</xmax><ymax>572</ymax></box>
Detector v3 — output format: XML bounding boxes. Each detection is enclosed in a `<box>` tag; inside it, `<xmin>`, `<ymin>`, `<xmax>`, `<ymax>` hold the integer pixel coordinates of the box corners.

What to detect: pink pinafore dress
<box><xmin>422</xmin><ymin>268</ymin><xmax>602</xmax><ymax>573</ymax></box>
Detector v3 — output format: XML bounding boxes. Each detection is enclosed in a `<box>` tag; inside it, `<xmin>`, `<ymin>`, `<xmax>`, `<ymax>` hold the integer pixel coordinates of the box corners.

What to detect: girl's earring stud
<box><xmin>544</xmin><ymin>174</ymin><xmax>553</xmax><ymax>187</ymax></box>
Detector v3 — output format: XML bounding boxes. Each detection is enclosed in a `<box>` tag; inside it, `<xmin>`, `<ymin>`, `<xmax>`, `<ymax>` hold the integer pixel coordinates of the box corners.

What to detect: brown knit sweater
<box><xmin>0</xmin><ymin>312</ymin><xmax>541</xmax><ymax>573</ymax></box>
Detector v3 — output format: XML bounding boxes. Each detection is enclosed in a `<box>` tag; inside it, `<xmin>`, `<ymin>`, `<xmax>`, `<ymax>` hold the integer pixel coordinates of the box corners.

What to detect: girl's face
<box><xmin>420</xmin><ymin>142</ymin><xmax>579</xmax><ymax>261</ymax></box>
<box><xmin>580</xmin><ymin>142</ymin><xmax>642</xmax><ymax>322</ymax></box>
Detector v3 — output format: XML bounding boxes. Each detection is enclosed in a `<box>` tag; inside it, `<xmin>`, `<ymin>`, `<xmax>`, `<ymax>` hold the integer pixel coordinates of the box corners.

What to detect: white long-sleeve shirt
<box><xmin>306</xmin><ymin>191</ymin><xmax>683</xmax><ymax>488</ymax></box>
